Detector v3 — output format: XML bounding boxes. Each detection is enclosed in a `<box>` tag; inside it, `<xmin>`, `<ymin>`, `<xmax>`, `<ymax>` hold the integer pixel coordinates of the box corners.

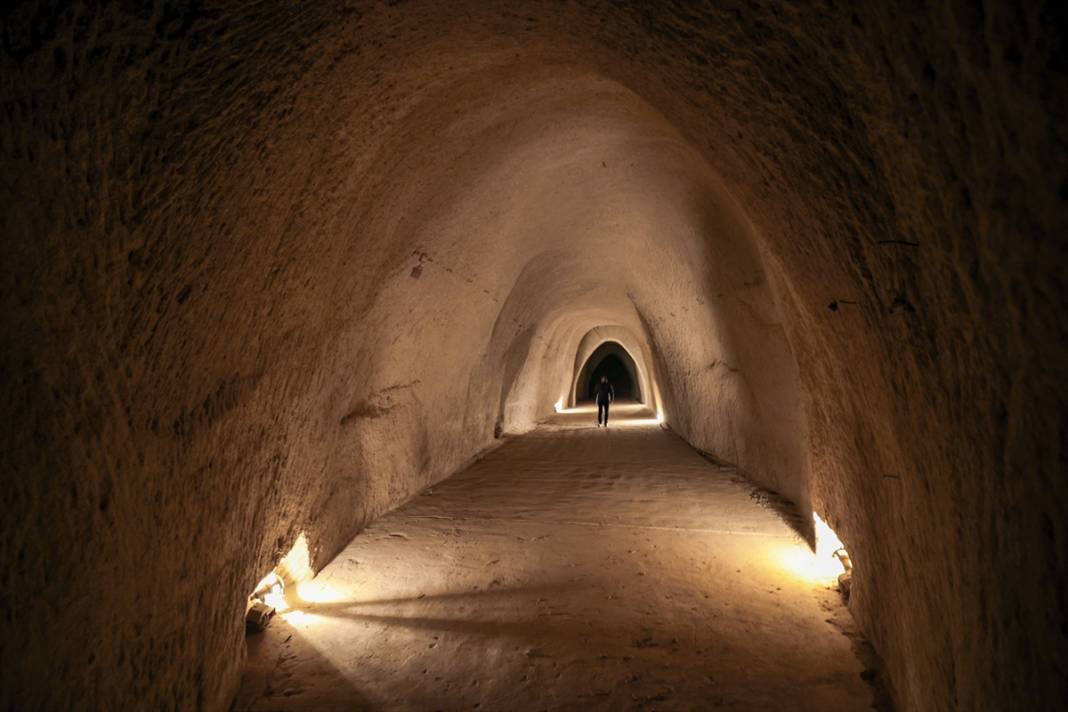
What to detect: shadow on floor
<box><xmin>233</xmin><ymin>616</ymin><xmax>376</xmax><ymax>712</ymax></box>
<box><xmin>294</xmin><ymin>580</ymin><xmax>584</xmax><ymax>611</ymax></box>
<box><xmin>746</xmin><ymin>484</ymin><xmax>813</xmax><ymax>545</ymax></box>
<box><xmin>694</xmin><ymin>447</ymin><xmax>814</xmax><ymax>545</ymax></box>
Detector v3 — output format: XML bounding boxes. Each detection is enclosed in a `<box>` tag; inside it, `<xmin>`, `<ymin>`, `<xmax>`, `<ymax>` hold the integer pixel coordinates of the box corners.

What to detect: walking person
<box><xmin>595</xmin><ymin>376</ymin><xmax>614</xmax><ymax>427</ymax></box>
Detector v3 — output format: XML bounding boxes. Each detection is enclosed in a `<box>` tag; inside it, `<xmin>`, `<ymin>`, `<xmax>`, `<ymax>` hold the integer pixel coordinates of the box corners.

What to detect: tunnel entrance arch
<box><xmin>574</xmin><ymin>341</ymin><xmax>643</xmax><ymax>404</ymax></box>
<box><xmin>586</xmin><ymin>353</ymin><xmax>636</xmax><ymax>400</ymax></box>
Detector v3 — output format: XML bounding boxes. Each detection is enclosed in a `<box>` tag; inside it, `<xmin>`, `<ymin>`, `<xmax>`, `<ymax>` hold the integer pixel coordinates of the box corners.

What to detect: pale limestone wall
<box><xmin>1</xmin><ymin>2</ymin><xmax>1063</xmax><ymax>710</ymax></box>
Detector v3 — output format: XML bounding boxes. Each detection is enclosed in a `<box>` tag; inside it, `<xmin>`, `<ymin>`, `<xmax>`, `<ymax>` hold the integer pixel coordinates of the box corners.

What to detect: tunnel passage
<box><xmin>576</xmin><ymin>341</ymin><xmax>642</xmax><ymax>402</ymax></box>
<box><xmin>585</xmin><ymin>353</ymin><xmax>635</xmax><ymax>401</ymax></box>
<box><xmin>564</xmin><ymin>325</ymin><xmax>664</xmax><ymax>415</ymax></box>
<box><xmin>1</xmin><ymin>2</ymin><xmax>1064</xmax><ymax>711</ymax></box>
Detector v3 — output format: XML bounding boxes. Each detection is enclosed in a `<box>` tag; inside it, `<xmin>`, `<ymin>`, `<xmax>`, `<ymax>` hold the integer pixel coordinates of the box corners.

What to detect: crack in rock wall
<box><xmin>1</xmin><ymin>2</ymin><xmax>1064</xmax><ymax>710</ymax></box>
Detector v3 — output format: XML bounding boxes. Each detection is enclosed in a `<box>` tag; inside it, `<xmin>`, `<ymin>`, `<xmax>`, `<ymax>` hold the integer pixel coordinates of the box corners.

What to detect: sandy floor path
<box><xmin>236</xmin><ymin>404</ymin><xmax>876</xmax><ymax>711</ymax></box>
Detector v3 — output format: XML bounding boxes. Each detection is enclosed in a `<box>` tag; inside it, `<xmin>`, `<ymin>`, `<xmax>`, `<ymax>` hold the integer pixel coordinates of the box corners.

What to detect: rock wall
<box><xmin>1</xmin><ymin>2</ymin><xmax>1063</xmax><ymax>710</ymax></box>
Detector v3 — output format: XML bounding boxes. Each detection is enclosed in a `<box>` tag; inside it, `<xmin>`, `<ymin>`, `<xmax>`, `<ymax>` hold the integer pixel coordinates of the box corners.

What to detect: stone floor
<box><xmin>235</xmin><ymin>404</ymin><xmax>876</xmax><ymax>711</ymax></box>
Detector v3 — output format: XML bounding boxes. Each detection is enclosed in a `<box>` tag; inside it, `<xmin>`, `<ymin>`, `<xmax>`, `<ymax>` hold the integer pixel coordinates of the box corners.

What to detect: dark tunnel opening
<box><xmin>576</xmin><ymin>341</ymin><xmax>642</xmax><ymax>403</ymax></box>
<box><xmin>585</xmin><ymin>354</ymin><xmax>635</xmax><ymax>400</ymax></box>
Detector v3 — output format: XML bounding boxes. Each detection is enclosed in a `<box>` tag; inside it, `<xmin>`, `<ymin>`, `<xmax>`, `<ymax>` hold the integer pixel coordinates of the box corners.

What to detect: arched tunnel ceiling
<box><xmin>566</xmin><ymin>327</ymin><xmax>659</xmax><ymax>410</ymax></box>
<box><xmin>576</xmin><ymin>340</ymin><xmax>643</xmax><ymax>402</ymax></box>
<box><xmin>1</xmin><ymin>2</ymin><xmax>1064</xmax><ymax>711</ymax></box>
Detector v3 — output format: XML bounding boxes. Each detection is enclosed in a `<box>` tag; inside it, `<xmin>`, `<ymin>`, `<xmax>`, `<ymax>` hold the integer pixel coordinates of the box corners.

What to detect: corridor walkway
<box><xmin>236</xmin><ymin>405</ymin><xmax>875</xmax><ymax>711</ymax></box>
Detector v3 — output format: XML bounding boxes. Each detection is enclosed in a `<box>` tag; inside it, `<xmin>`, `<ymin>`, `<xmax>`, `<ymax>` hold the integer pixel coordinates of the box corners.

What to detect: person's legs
<box><xmin>597</xmin><ymin>401</ymin><xmax>606</xmax><ymax>426</ymax></box>
<box><xmin>603</xmin><ymin>400</ymin><xmax>610</xmax><ymax>426</ymax></box>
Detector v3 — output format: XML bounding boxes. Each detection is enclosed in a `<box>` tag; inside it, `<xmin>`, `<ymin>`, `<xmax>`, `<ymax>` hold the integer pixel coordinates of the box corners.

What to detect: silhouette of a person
<box><xmin>595</xmin><ymin>375</ymin><xmax>614</xmax><ymax>427</ymax></box>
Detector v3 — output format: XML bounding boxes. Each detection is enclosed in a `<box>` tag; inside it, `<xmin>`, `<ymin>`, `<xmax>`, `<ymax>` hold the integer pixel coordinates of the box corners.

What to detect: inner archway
<box><xmin>576</xmin><ymin>341</ymin><xmax>642</xmax><ymax>402</ymax></box>
<box><xmin>586</xmin><ymin>354</ymin><xmax>634</xmax><ymax>400</ymax></box>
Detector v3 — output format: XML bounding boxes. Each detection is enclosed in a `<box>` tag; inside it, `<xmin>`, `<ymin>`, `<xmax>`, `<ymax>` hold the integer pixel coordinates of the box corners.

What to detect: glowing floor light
<box><xmin>812</xmin><ymin>512</ymin><xmax>851</xmax><ymax>583</ymax></box>
<box><xmin>251</xmin><ymin>571</ymin><xmax>288</xmax><ymax>611</ymax></box>
<box><xmin>814</xmin><ymin>512</ymin><xmax>844</xmax><ymax>560</ymax></box>
<box><xmin>554</xmin><ymin>399</ymin><xmax>564</xmax><ymax>413</ymax></box>
<box><xmin>295</xmin><ymin>579</ymin><xmax>343</xmax><ymax>605</ymax></box>
<box><xmin>277</xmin><ymin>532</ymin><xmax>313</xmax><ymax>584</ymax></box>
<box><xmin>247</xmin><ymin>532</ymin><xmax>314</xmax><ymax>616</ymax></box>
<box><xmin>776</xmin><ymin>513</ymin><xmax>851</xmax><ymax>585</ymax></box>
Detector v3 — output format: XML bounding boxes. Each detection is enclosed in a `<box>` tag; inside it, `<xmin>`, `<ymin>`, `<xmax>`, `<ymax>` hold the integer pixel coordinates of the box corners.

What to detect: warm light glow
<box><xmin>554</xmin><ymin>399</ymin><xmax>564</xmax><ymax>413</ymax></box>
<box><xmin>251</xmin><ymin>571</ymin><xmax>288</xmax><ymax>612</ymax></box>
<box><xmin>814</xmin><ymin>512</ymin><xmax>845</xmax><ymax>560</ymax></box>
<box><xmin>773</xmin><ymin>514</ymin><xmax>850</xmax><ymax>585</ymax></box>
<box><xmin>614</xmin><ymin>417</ymin><xmax>662</xmax><ymax>427</ymax></box>
<box><xmin>264</xmin><ymin>582</ymin><xmax>287</xmax><ymax>611</ymax></box>
<box><xmin>248</xmin><ymin>532</ymin><xmax>314</xmax><ymax>614</ymax></box>
<box><xmin>281</xmin><ymin>609</ymin><xmax>312</xmax><ymax>624</ymax></box>
<box><xmin>277</xmin><ymin>532</ymin><xmax>313</xmax><ymax>584</ymax></box>
<box><xmin>655</xmin><ymin>410</ymin><xmax>664</xmax><ymax>423</ymax></box>
<box><xmin>774</xmin><ymin>542</ymin><xmax>845</xmax><ymax>583</ymax></box>
<box><xmin>294</xmin><ymin>579</ymin><xmax>342</xmax><ymax>605</ymax></box>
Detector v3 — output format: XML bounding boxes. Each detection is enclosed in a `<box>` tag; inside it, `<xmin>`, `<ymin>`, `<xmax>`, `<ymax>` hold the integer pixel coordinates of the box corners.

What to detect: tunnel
<box><xmin>575</xmin><ymin>341</ymin><xmax>642</xmax><ymax>403</ymax></box>
<box><xmin>1</xmin><ymin>2</ymin><xmax>1065</xmax><ymax>710</ymax></box>
<box><xmin>584</xmin><ymin>352</ymin><xmax>636</xmax><ymax>401</ymax></box>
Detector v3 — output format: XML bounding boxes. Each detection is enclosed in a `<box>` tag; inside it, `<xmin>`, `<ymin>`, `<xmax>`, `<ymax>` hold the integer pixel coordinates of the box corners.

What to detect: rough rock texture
<box><xmin>237</xmin><ymin>405</ymin><xmax>876</xmax><ymax>711</ymax></box>
<box><xmin>1</xmin><ymin>1</ymin><xmax>1064</xmax><ymax>710</ymax></box>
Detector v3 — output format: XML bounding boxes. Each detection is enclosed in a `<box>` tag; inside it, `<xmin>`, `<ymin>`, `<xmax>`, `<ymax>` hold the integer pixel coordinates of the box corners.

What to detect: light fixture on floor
<box><xmin>251</xmin><ymin>571</ymin><xmax>287</xmax><ymax>610</ymax></box>
<box><xmin>246</xmin><ymin>572</ymin><xmax>283</xmax><ymax>632</ymax></box>
<box><xmin>777</xmin><ymin>513</ymin><xmax>852</xmax><ymax>584</ymax></box>
<box><xmin>813</xmin><ymin>512</ymin><xmax>843</xmax><ymax>560</ymax></box>
<box><xmin>814</xmin><ymin>512</ymin><xmax>853</xmax><ymax>595</ymax></box>
<box><xmin>245</xmin><ymin>532</ymin><xmax>314</xmax><ymax>630</ymax></box>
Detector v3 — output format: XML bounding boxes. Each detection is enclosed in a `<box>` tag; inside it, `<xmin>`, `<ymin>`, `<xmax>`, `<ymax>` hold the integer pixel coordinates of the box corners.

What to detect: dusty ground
<box><xmin>236</xmin><ymin>404</ymin><xmax>876</xmax><ymax>711</ymax></box>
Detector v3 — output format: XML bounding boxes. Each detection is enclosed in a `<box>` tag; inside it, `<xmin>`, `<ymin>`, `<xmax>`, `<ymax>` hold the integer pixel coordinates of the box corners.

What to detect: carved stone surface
<box><xmin>1</xmin><ymin>2</ymin><xmax>1063</xmax><ymax>709</ymax></box>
